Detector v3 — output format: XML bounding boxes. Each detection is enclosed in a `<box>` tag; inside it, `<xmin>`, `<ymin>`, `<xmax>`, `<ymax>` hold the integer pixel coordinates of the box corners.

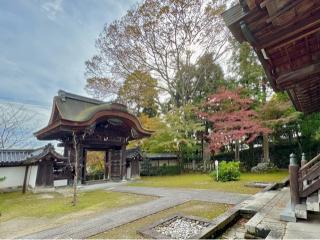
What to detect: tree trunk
<box><xmin>72</xmin><ymin>132</ymin><xmax>78</xmax><ymax>206</ymax></box>
<box><xmin>263</xmin><ymin>133</ymin><xmax>270</xmax><ymax>162</ymax></box>
<box><xmin>235</xmin><ymin>140</ymin><xmax>240</xmax><ymax>161</ymax></box>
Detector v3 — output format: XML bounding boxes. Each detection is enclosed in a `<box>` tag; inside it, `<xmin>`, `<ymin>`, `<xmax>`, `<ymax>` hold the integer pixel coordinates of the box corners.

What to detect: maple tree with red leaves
<box><xmin>199</xmin><ymin>88</ymin><xmax>271</xmax><ymax>160</ymax></box>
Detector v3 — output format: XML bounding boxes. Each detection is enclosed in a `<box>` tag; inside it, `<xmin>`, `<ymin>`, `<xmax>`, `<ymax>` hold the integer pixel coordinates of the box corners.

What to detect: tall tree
<box><xmin>142</xmin><ymin>104</ymin><xmax>204</xmax><ymax>154</ymax></box>
<box><xmin>200</xmin><ymin>88</ymin><xmax>271</xmax><ymax>161</ymax></box>
<box><xmin>118</xmin><ymin>70</ymin><xmax>159</xmax><ymax>117</ymax></box>
<box><xmin>85</xmin><ymin>0</ymin><xmax>228</xmax><ymax>108</ymax></box>
<box><xmin>85</xmin><ymin>77</ymin><xmax>120</xmax><ymax>101</ymax></box>
<box><xmin>258</xmin><ymin>92</ymin><xmax>301</xmax><ymax>161</ymax></box>
<box><xmin>0</xmin><ymin>104</ymin><xmax>34</xmax><ymax>149</ymax></box>
<box><xmin>230</xmin><ymin>41</ymin><xmax>272</xmax><ymax>162</ymax></box>
<box><xmin>173</xmin><ymin>53</ymin><xmax>226</xmax><ymax>106</ymax></box>
<box><xmin>230</xmin><ymin>41</ymin><xmax>268</xmax><ymax>103</ymax></box>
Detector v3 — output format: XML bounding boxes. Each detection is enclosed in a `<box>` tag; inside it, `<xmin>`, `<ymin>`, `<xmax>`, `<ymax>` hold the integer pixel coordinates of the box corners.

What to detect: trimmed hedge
<box><xmin>141</xmin><ymin>165</ymin><xmax>181</xmax><ymax>176</ymax></box>
<box><xmin>140</xmin><ymin>158</ymin><xmax>181</xmax><ymax>176</ymax></box>
<box><xmin>214</xmin><ymin>143</ymin><xmax>320</xmax><ymax>170</ymax></box>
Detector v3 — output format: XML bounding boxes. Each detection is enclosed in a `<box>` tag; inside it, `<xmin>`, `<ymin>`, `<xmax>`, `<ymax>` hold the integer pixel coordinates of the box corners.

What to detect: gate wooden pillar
<box><xmin>121</xmin><ymin>145</ymin><xmax>127</xmax><ymax>180</ymax></box>
<box><xmin>289</xmin><ymin>153</ymin><xmax>300</xmax><ymax>209</ymax></box>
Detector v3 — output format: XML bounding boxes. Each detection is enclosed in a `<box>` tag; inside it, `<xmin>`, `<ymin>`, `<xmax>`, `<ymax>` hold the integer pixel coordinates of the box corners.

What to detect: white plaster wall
<box><xmin>27</xmin><ymin>165</ymin><xmax>38</xmax><ymax>188</ymax></box>
<box><xmin>54</xmin><ymin>179</ymin><xmax>68</xmax><ymax>187</ymax></box>
<box><xmin>0</xmin><ymin>166</ymin><xmax>26</xmax><ymax>189</ymax></box>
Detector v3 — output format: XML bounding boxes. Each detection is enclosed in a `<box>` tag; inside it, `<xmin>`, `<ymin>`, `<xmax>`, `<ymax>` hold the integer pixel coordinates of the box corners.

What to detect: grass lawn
<box><xmin>92</xmin><ymin>200</ymin><xmax>230</xmax><ymax>239</ymax></box>
<box><xmin>0</xmin><ymin>190</ymin><xmax>155</xmax><ymax>222</ymax></box>
<box><xmin>129</xmin><ymin>170</ymin><xmax>288</xmax><ymax>194</ymax></box>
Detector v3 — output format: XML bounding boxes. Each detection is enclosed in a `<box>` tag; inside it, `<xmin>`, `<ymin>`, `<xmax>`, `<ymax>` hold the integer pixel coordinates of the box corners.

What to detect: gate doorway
<box><xmin>85</xmin><ymin>150</ymin><xmax>107</xmax><ymax>181</ymax></box>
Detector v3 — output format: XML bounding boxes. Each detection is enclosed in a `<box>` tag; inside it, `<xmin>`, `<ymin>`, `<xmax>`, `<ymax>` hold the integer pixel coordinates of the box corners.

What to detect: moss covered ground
<box><xmin>129</xmin><ymin>170</ymin><xmax>288</xmax><ymax>194</ymax></box>
<box><xmin>0</xmin><ymin>190</ymin><xmax>155</xmax><ymax>222</ymax></box>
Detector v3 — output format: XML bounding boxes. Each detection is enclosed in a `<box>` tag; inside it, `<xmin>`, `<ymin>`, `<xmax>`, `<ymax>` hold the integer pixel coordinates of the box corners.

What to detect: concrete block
<box><xmin>266</xmin><ymin>230</ymin><xmax>284</xmax><ymax>240</ymax></box>
<box><xmin>245</xmin><ymin>213</ymin><xmax>264</xmax><ymax>234</ymax></box>
<box><xmin>295</xmin><ymin>203</ymin><xmax>307</xmax><ymax>219</ymax></box>
<box><xmin>306</xmin><ymin>192</ymin><xmax>320</xmax><ymax>212</ymax></box>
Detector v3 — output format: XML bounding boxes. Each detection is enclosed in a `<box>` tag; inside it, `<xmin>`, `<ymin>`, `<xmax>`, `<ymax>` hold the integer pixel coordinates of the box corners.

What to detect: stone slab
<box><xmin>306</xmin><ymin>192</ymin><xmax>320</xmax><ymax>212</ymax></box>
<box><xmin>295</xmin><ymin>203</ymin><xmax>307</xmax><ymax>219</ymax></box>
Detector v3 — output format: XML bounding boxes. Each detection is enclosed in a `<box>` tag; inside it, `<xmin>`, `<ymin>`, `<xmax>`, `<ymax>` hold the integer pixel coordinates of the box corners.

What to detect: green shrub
<box><xmin>210</xmin><ymin>161</ymin><xmax>240</xmax><ymax>182</ymax></box>
<box><xmin>0</xmin><ymin>176</ymin><xmax>5</xmax><ymax>182</ymax></box>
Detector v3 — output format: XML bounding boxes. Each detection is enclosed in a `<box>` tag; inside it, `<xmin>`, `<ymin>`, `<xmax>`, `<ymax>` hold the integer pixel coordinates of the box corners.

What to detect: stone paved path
<box><xmin>22</xmin><ymin>186</ymin><xmax>250</xmax><ymax>239</ymax></box>
<box><xmin>110</xmin><ymin>186</ymin><xmax>250</xmax><ymax>205</ymax></box>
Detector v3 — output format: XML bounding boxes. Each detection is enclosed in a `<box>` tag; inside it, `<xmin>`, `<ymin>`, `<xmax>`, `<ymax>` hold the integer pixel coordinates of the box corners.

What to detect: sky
<box><xmin>0</xmin><ymin>0</ymin><xmax>138</xmax><ymax>107</ymax></box>
<box><xmin>0</xmin><ymin>0</ymin><xmax>138</xmax><ymax>148</ymax></box>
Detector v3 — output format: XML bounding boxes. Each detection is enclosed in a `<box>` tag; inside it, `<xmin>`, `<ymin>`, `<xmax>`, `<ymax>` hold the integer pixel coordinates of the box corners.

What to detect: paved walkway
<box><xmin>111</xmin><ymin>186</ymin><xmax>250</xmax><ymax>205</ymax></box>
<box><xmin>22</xmin><ymin>186</ymin><xmax>250</xmax><ymax>239</ymax></box>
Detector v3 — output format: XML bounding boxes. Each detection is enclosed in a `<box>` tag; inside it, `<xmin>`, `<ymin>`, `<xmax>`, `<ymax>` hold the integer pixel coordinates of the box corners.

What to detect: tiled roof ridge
<box><xmin>58</xmin><ymin>89</ymin><xmax>107</xmax><ymax>105</ymax></box>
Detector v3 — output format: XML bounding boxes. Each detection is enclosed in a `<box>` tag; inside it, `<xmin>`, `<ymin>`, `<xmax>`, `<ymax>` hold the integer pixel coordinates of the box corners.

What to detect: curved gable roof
<box><xmin>35</xmin><ymin>90</ymin><xmax>153</xmax><ymax>140</ymax></box>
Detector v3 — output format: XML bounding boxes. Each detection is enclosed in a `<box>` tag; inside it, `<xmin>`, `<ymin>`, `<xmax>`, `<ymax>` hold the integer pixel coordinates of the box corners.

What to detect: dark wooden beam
<box><xmin>258</xmin><ymin>7</ymin><xmax>320</xmax><ymax>49</ymax></box>
<box><xmin>276</xmin><ymin>62</ymin><xmax>320</xmax><ymax>89</ymax></box>
<box><xmin>22</xmin><ymin>165</ymin><xmax>29</xmax><ymax>194</ymax></box>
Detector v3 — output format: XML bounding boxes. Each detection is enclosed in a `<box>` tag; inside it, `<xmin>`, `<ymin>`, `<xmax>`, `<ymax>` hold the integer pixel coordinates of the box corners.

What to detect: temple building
<box><xmin>223</xmin><ymin>0</ymin><xmax>320</xmax><ymax>221</ymax></box>
<box><xmin>222</xmin><ymin>0</ymin><xmax>320</xmax><ymax>113</ymax></box>
<box><xmin>34</xmin><ymin>90</ymin><xmax>153</xmax><ymax>183</ymax></box>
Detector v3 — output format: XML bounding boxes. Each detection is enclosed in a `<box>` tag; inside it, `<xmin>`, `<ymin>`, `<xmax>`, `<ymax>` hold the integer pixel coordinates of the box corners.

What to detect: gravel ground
<box><xmin>154</xmin><ymin>216</ymin><xmax>208</xmax><ymax>239</ymax></box>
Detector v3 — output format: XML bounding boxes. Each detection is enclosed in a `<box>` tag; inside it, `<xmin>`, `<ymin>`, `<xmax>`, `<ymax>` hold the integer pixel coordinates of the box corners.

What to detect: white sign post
<box><xmin>215</xmin><ymin>160</ymin><xmax>219</xmax><ymax>181</ymax></box>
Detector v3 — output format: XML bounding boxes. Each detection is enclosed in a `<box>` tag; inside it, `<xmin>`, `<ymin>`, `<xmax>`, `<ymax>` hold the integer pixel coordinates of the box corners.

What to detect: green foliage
<box><xmin>86</xmin><ymin>151</ymin><xmax>105</xmax><ymax>180</ymax></box>
<box><xmin>210</xmin><ymin>161</ymin><xmax>240</xmax><ymax>182</ymax></box>
<box><xmin>173</xmin><ymin>53</ymin><xmax>226</xmax><ymax>106</ymax></box>
<box><xmin>0</xmin><ymin>176</ymin><xmax>5</xmax><ymax>182</ymax></box>
<box><xmin>258</xmin><ymin>92</ymin><xmax>302</xmax><ymax>151</ymax></box>
<box><xmin>259</xmin><ymin>93</ymin><xmax>301</xmax><ymax>130</ymax></box>
<box><xmin>230</xmin><ymin>41</ymin><xmax>267</xmax><ymax>103</ymax></box>
<box><xmin>300</xmin><ymin>112</ymin><xmax>320</xmax><ymax>142</ymax></box>
<box><xmin>141</xmin><ymin>104</ymin><xmax>204</xmax><ymax>153</ymax></box>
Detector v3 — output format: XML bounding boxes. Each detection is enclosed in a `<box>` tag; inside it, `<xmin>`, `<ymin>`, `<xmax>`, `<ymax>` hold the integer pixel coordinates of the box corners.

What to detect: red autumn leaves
<box><xmin>199</xmin><ymin>88</ymin><xmax>271</xmax><ymax>153</ymax></box>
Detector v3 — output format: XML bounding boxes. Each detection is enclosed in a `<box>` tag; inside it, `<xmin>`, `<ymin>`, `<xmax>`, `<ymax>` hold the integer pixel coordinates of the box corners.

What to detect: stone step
<box><xmin>245</xmin><ymin>213</ymin><xmax>264</xmax><ymax>235</ymax></box>
<box><xmin>306</xmin><ymin>192</ymin><xmax>320</xmax><ymax>212</ymax></box>
<box><xmin>295</xmin><ymin>203</ymin><xmax>307</xmax><ymax>219</ymax></box>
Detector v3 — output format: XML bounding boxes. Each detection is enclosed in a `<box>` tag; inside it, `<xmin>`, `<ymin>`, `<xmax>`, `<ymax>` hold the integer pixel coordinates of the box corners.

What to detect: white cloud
<box><xmin>41</xmin><ymin>0</ymin><xmax>64</xmax><ymax>21</ymax></box>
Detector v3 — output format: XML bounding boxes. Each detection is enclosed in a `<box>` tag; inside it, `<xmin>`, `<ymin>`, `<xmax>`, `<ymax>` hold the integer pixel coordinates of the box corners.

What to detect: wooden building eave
<box><xmin>223</xmin><ymin>0</ymin><xmax>320</xmax><ymax>113</ymax></box>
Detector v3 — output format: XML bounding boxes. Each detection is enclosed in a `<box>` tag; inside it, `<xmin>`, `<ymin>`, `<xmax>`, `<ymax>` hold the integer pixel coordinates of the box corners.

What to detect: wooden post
<box><xmin>235</xmin><ymin>140</ymin><xmax>240</xmax><ymax>161</ymax></box>
<box><xmin>104</xmin><ymin>150</ymin><xmax>108</xmax><ymax>180</ymax></box>
<box><xmin>289</xmin><ymin>153</ymin><xmax>300</xmax><ymax>209</ymax></box>
<box><xmin>121</xmin><ymin>145</ymin><xmax>126</xmax><ymax>180</ymax></box>
<box><xmin>108</xmin><ymin>149</ymin><xmax>111</xmax><ymax>180</ymax></box>
<box><xmin>301</xmin><ymin>153</ymin><xmax>307</xmax><ymax>187</ymax></box>
<box><xmin>301</xmin><ymin>153</ymin><xmax>307</xmax><ymax>167</ymax></box>
<box><xmin>72</xmin><ymin>132</ymin><xmax>79</xmax><ymax>206</ymax></box>
<box><xmin>22</xmin><ymin>165</ymin><xmax>29</xmax><ymax>194</ymax></box>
